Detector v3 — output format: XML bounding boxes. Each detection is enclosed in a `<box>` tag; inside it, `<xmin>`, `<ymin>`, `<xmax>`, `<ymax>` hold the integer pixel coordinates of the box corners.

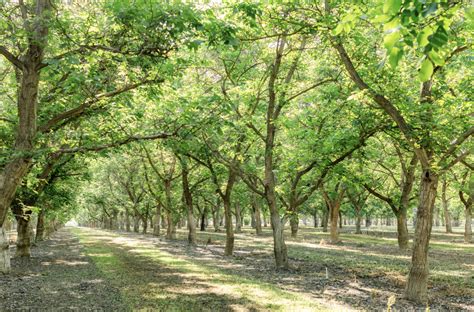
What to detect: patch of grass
<box><xmin>71</xmin><ymin>227</ymin><xmax>326</xmax><ymax>312</ymax></box>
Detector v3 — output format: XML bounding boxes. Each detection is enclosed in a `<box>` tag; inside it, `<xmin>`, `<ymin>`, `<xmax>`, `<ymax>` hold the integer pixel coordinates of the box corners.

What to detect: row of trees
<box><xmin>0</xmin><ymin>0</ymin><xmax>471</xmax><ymax>304</ymax></box>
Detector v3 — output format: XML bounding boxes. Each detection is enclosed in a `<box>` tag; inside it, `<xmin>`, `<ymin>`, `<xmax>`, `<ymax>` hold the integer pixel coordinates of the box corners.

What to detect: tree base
<box><xmin>0</xmin><ymin>228</ymin><xmax>11</xmax><ymax>274</ymax></box>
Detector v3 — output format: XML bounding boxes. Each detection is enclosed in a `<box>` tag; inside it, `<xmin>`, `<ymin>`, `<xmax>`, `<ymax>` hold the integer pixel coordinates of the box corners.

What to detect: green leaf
<box><xmin>428</xmin><ymin>51</ymin><xmax>445</xmax><ymax>66</ymax></box>
<box><xmin>333</xmin><ymin>24</ymin><xmax>344</xmax><ymax>35</ymax></box>
<box><xmin>388</xmin><ymin>47</ymin><xmax>403</xmax><ymax>68</ymax></box>
<box><xmin>383</xmin><ymin>31</ymin><xmax>400</xmax><ymax>51</ymax></box>
<box><xmin>383</xmin><ymin>0</ymin><xmax>402</xmax><ymax>15</ymax></box>
<box><xmin>418</xmin><ymin>59</ymin><xmax>433</xmax><ymax>82</ymax></box>
<box><xmin>417</xmin><ymin>29</ymin><xmax>431</xmax><ymax>47</ymax></box>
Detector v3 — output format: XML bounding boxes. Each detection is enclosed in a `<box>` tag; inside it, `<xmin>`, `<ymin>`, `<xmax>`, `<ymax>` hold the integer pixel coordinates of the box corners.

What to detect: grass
<box><xmin>71</xmin><ymin>227</ymin><xmax>328</xmax><ymax>311</ymax></box>
<box><xmin>69</xmin><ymin>225</ymin><xmax>473</xmax><ymax>311</ymax></box>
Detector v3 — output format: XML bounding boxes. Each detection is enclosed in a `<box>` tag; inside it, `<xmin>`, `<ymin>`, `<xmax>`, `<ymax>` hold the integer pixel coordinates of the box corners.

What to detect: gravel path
<box><xmin>0</xmin><ymin>228</ymin><xmax>127</xmax><ymax>311</ymax></box>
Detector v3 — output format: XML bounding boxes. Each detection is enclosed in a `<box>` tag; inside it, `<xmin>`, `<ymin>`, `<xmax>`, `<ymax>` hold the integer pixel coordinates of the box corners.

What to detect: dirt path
<box><xmin>0</xmin><ymin>228</ymin><xmax>127</xmax><ymax>311</ymax></box>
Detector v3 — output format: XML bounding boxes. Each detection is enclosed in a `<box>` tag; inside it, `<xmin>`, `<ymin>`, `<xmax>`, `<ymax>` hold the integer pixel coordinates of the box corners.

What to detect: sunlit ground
<box><xmin>71</xmin><ymin>225</ymin><xmax>473</xmax><ymax>311</ymax></box>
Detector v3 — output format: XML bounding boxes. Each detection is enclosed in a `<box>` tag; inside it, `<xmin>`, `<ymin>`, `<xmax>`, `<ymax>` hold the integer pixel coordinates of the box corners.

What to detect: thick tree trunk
<box><xmin>396</xmin><ymin>212</ymin><xmax>409</xmax><ymax>249</ymax></box>
<box><xmin>200</xmin><ymin>207</ymin><xmax>207</xmax><ymax>232</ymax></box>
<box><xmin>355</xmin><ymin>212</ymin><xmax>362</xmax><ymax>234</ymax></box>
<box><xmin>465</xmin><ymin>206</ymin><xmax>472</xmax><ymax>243</ymax></box>
<box><xmin>322</xmin><ymin>206</ymin><xmax>329</xmax><ymax>232</ymax></box>
<box><xmin>442</xmin><ymin>179</ymin><xmax>452</xmax><ymax>233</ymax></box>
<box><xmin>338</xmin><ymin>211</ymin><xmax>342</xmax><ymax>229</ymax></box>
<box><xmin>313</xmin><ymin>210</ymin><xmax>318</xmax><ymax>228</ymax></box>
<box><xmin>142</xmin><ymin>216</ymin><xmax>147</xmax><ymax>234</ymax></box>
<box><xmin>133</xmin><ymin>214</ymin><xmax>140</xmax><ymax>233</ymax></box>
<box><xmin>166</xmin><ymin>211</ymin><xmax>176</xmax><ymax>239</ymax></box>
<box><xmin>223</xmin><ymin>197</ymin><xmax>234</xmax><ymax>256</ymax></box>
<box><xmin>125</xmin><ymin>209</ymin><xmax>131</xmax><ymax>232</ymax></box>
<box><xmin>330</xmin><ymin>205</ymin><xmax>340</xmax><ymax>243</ymax></box>
<box><xmin>253</xmin><ymin>196</ymin><xmax>263</xmax><ymax>235</ymax></box>
<box><xmin>290</xmin><ymin>216</ymin><xmax>298</xmax><ymax>238</ymax></box>
<box><xmin>460</xmin><ymin>185</ymin><xmax>472</xmax><ymax>243</ymax></box>
<box><xmin>181</xmin><ymin>161</ymin><xmax>196</xmax><ymax>246</ymax></box>
<box><xmin>35</xmin><ymin>208</ymin><xmax>45</xmax><ymax>242</ymax></box>
<box><xmin>405</xmin><ymin>171</ymin><xmax>438</xmax><ymax>303</ymax></box>
<box><xmin>0</xmin><ymin>227</ymin><xmax>10</xmax><ymax>273</ymax></box>
<box><xmin>164</xmin><ymin>180</ymin><xmax>176</xmax><ymax>239</ymax></box>
<box><xmin>153</xmin><ymin>205</ymin><xmax>161</xmax><ymax>236</ymax></box>
<box><xmin>212</xmin><ymin>201</ymin><xmax>220</xmax><ymax>232</ymax></box>
<box><xmin>251</xmin><ymin>208</ymin><xmax>256</xmax><ymax>228</ymax></box>
<box><xmin>16</xmin><ymin>217</ymin><xmax>31</xmax><ymax>257</ymax></box>
<box><xmin>235</xmin><ymin>203</ymin><xmax>242</xmax><ymax>233</ymax></box>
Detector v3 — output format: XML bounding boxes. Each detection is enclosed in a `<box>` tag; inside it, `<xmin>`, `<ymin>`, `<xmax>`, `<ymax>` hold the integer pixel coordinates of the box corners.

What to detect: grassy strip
<box><xmin>72</xmin><ymin>227</ymin><xmax>327</xmax><ymax>312</ymax></box>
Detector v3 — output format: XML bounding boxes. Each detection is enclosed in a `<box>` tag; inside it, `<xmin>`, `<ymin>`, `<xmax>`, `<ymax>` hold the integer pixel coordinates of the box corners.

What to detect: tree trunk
<box><xmin>223</xmin><ymin>196</ymin><xmax>234</xmax><ymax>256</ymax></box>
<box><xmin>153</xmin><ymin>205</ymin><xmax>161</xmax><ymax>236</ymax></box>
<box><xmin>181</xmin><ymin>161</ymin><xmax>197</xmax><ymax>246</ymax></box>
<box><xmin>235</xmin><ymin>202</ymin><xmax>242</xmax><ymax>233</ymax></box>
<box><xmin>465</xmin><ymin>206</ymin><xmax>472</xmax><ymax>243</ymax></box>
<box><xmin>338</xmin><ymin>211</ymin><xmax>342</xmax><ymax>229</ymax></box>
<box><xmin>166</xmin><ymin>211</ymin><xmax>176</xmax><ymax>239</ymax></box>
<box><xmin>142</xmin><ymin>216</ymin><xmax>147</xmax><ymax>234</ymax></box>
<box><xmin>355</xmin><ymin>211</ymin><xmax>362</xmax><ymax>234</ymax></box>
<box><xmin>330</xmin><ymin>204</ymin><xmax>340</xmax><ymax>243</ymax></box>
<box><xmin>460</xmin><ymin>184</ymin><xmax>472</xmax><ymax>244</ymax></box>
<box><xmin>313</xmin><ymin>210</ymin><xmax>318</xmax><ymax>228</ymax></box>
<box><xmin>212</xmin><ymin>200</ymin><xmax>220</xmax><ymax>232</ymax></box>
<box><xmin>35</xmin><ymin>208</ymin><xmax>45</xmax><ymax>242</ymax></box>
<box><xmin>290</xmin><ymin>216</ymin><xmax>298</xmax><ymax>238</ymax></box>
<box><xmin>0</xmin><ymin>227</ymin><xmax>10</xmax><ymax>273</ymax></box>
<box><xmin>396</xmin><ymin>211</ymin><xmax>409</xmax><ymax>249</ymax></box>
<box><xmin>442</xmin><ymin>179</ymin><xmax>452</xmax><ymax>233</ymax></box>
<box><xmin>133</xmin><ymin>215</ymin><xmax>140</xmax><ymax>233</ymax></box>
<box><xmin>16</xmin><ymin>217</ymin><xmax>31</xmax><ymax>257</ymax></box>
<box><xmin>405</xmin><ymin>171</ymin><xmax>438</xmax><ymax>303</ymax></box>
<box><xmin>251</xmin><ymin>208</ymin><xmax>256</xmax><ymax>228</ymax></box>
<box><xmin>322</xmin><ymin>206</ymin><xmax>329</xmax><ymax>232</ymax></box>
<box><xmin>125</xmin><ymin>209</ymin><xmax>131</xmax><ymax>232</ymax></box>
<box><xmin>164</xmin><ymin>180</ymin><xmax>176</xmax><ymax>239</ymax></box>
<box><xmin>200</xmin><ymin>207</ymin><xmax>207</xmax><ymax>232</ymax></box>
<box><xmin>253</xmin><ymin>195</ymin><xmax>263</xmax><ymax>235</ymax></box>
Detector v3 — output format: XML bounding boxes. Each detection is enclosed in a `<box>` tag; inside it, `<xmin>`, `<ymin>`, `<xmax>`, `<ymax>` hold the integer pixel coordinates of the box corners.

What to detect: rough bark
<box><xmin>252</xmin><ymin>193</ymin><xmax>263</xmax><ymax>235</ymax></box>
<box><xmin>442</xmin><ymin>179</ymin><xmax>452</xmax><ymax>233</ymax></box>
<box><xmin>396</xmin><ymin>212</ymin><xmax>409</xmax><ymax>249</ymax></box>
<box><xmin>181</xmin><ymin>160</ymin><xmax>196</xmax><ymax>246</ymax></box>
<box><xmin>322</xmin><ymin>185</ymin><xmax>345</xmax><ymax>244</ymax></box>
<box><xmin>153</xmin><ymin>204</ymin><xmax>161</xmax><ymax>236</ymax></box>
<box><xmin>355</xmin><ymin>213</ymin><xmax>362</xmax><ymax>234</ymax></box>
<box><xmin>0</xmin><ymin>227</ymin><xmax>10</xmax><ymax>273</ymax></box>
<box><xmin>322</xmin><ymin>205</ymin><xmax>329</xmax><ymax>232</ymax></box>
<box><xmin>235</xmin><ymin>202</ymin><xmax>242</xmax><ymax>233</ymax></box>
<box><xmin>133</xmin><ymin>214</ymin><xmax>140</xmax><ymax>233</ymax></box>
<box><xmin>223</xmin><ymin>196</ymin><xmax>234</xmax><ymax>256</ymax></box>
<box><xmin>16</xmin><ymin>217</ymin><xmax>31</xmax><ymax>257</ymax></box>
<box><xmin>459</xmin><ymin>176</ymin><xmax>472</xmax><ymax>243</ymax></box>
<box><xmin>200</xmin><ymin>207</ymin><xmax>207</xmax><ymax>232</ymax></box>
<box><xmin>465</xmin><ymin>205</ymin><xmax>472</xmax><ymax>243</ymax></box>
<box><xmin>35</xmin><ymin>208</ymin><xmax>45</xmax><ymax>242</ymax></box>
<box><xmin>212</xmin><ymin>198</ymin><xmax>220</xmax><ymax>232</ymax></box>
<box><xmin>405</xmin><ymin>171</ymin><xmax>438</xmax><ymax>303</ymax></box>
<box><xmin>290</xmin><ymin>216</ymin><xmax>299</xmax><ymax>238</ymax></box>
<box><xmin>125</xmin><ymin>208</ymin><xmax>131</xmax><ymax>232</ymax></box>
<box><xmin>164</xmin><ymin>180</ymin><xmax>176</xmax><ymax>239</ymax></box>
